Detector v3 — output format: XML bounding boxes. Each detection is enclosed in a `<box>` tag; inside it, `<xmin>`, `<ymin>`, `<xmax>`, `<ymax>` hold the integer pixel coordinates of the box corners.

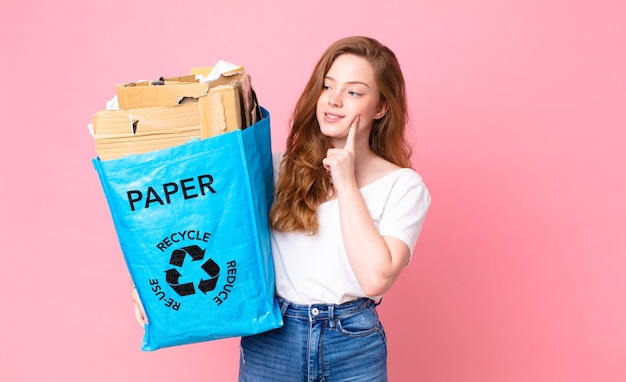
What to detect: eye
<box><xmin>348</xmin><ymin>91</ymin><xmax>362</xmax><ymax>96</ymax></box>
<box><xmin>322</xmin><ymin>84</ymin><xmax>332</xmax><ymax>91</ymax></box>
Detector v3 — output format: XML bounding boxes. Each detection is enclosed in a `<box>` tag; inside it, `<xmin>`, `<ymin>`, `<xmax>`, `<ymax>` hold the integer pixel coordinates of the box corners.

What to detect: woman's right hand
<box><xmin>131</xmin><ymin>287</ymin><xmax>148</xmax><ymax>328</ymax></box>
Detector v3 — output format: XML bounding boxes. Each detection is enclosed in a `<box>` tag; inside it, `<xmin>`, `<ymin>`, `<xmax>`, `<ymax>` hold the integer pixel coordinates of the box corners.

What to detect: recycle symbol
<box><xmin>164</xmin><ymin>245</ymin><xmax>220</xmax><ymax>297</ymax></box>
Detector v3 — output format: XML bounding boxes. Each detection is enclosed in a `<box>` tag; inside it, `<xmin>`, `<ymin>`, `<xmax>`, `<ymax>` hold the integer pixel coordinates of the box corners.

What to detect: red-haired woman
<box><xmin>238</xmin><ymin>36</ymin><xmax>431</xmax><ymax>381</ymax></box>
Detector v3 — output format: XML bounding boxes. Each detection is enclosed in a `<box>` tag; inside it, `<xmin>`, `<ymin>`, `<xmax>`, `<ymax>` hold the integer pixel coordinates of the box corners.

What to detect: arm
<box><xmin>337</xmin><ymin>184</ymin><xmax>410</xmax><ymax>296</ymax></box>
<box><xmin>323</xmin><ymin>116</ymin><xmax>411</xmax><ymax>296</ymax></box>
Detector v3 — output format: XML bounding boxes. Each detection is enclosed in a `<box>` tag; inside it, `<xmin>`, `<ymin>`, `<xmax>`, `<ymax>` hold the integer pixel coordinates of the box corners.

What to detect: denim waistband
<box><xmin>276</xmin><ymin>296</ymin><xmax>376</xmax><ymax>322</ymax></box>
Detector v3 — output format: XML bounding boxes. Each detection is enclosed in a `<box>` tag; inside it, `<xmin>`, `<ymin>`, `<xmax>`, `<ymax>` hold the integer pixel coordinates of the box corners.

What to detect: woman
<box><xmin>238</xmin><ymin>36</ymin><xmax>431</xmax><ymax>381</ymax></box>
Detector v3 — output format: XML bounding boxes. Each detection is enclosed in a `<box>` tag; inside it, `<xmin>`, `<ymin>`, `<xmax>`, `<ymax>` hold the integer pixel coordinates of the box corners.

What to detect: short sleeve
<box><xmin>377</xmin><ymin>170</ymin><xmax>431</xmax><ymax>260</ymax></box>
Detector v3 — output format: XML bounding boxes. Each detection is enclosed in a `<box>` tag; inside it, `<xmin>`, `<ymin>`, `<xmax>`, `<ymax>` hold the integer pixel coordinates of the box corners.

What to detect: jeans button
<box><xmin>311</xmin><ymin>307</ymin><xmax>319</xmax><ymax>316</ymax></box>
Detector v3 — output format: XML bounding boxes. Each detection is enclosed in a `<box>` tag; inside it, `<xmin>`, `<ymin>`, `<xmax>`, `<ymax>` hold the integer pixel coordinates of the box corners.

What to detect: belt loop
<box><xmin>279</xmin><ymin>298</ymin><xmax>290</xmax><ymax>315</ymax></box>
<box><xmin>328</xmin><ymin>304</ymin><xmax>335</xmax><ymax>329</ymax></box>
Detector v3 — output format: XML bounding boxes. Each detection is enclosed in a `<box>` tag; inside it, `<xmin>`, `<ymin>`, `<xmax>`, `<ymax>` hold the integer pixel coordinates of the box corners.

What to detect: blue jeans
<box><xmin>238</xmin><ymin>297</ymin><xmax>388</xmax><ymax>381</ymax></box>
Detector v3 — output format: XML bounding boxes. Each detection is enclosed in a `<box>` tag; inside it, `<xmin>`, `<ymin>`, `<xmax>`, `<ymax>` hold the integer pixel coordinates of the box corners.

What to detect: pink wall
<box><xmin>1</xmin><ymin>1</ymin><xmax>624</xmax><ymax>381</ymax></box>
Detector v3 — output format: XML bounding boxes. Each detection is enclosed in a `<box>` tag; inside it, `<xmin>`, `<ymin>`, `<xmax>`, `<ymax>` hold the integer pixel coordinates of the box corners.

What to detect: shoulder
<box><xmin>363</xmin><ymin>166</ymin><xmax>430</xmax><ymax>210</ymax></box>
<box><xmin>377</xmin><ymin>167</ymin><xmax>427</xmax><ymax>192</ymax></box>
<box><xmin>272</xmin><ymin>151</ymin><xmax>285</xmax><ymax>170</ymax></box>
<box><xmin>272</xmin><ymin>151</ymin><xmax>285</xmax><ymax>185</ymax></box>
<box><xmin>396</xmin><ymin>167</ymin><xmax>426</xmax><ymax>185</ymax></box>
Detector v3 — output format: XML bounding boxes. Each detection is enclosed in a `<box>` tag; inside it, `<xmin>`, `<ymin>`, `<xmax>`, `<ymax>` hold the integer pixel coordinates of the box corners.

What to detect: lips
<box><xmin>323</xmin><ymin>111</ymin><xmax>344</xmax><ymax>122</ymax></box>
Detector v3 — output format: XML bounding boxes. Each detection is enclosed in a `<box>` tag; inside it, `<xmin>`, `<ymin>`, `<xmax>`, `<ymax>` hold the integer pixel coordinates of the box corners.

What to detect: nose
<box><xmin>328</xmin><ymin>91</ymin><xmax>342</xmax><ymax>107</ymax></box>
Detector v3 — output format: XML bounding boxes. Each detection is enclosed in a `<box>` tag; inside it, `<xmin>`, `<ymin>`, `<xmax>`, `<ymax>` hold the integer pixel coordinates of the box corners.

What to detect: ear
<box><xmin>374</xmin><ymin>101</ymin><xmax>389</xmax><ymax>120</ymax></box>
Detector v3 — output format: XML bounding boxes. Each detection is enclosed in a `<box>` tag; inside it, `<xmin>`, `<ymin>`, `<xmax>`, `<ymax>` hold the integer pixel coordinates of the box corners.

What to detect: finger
<box><xmin>344</xmin><ymin>115</ymin><xmax>359</xmax><ymax>151</ymax></box>
<box><xmin>134</xmin><ymin>304</ymin><xmax>147</xmax><ymax>327</ymax></box>
<box><xmin>322</xmin><ymin>155</ymin><xmax>330</xmax><ymax>169</ymax></box>
<box><xmin>131</xmin><ymin>288</ymin><xmax>148</xmax><ymax>326</ymax></box>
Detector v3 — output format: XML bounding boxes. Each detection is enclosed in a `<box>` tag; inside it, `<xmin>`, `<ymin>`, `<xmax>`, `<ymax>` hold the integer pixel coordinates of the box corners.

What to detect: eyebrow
<box><xmin>324</xmin><ymin>75</ymin><xmax>370</xmax><ymax>88</ymax></box>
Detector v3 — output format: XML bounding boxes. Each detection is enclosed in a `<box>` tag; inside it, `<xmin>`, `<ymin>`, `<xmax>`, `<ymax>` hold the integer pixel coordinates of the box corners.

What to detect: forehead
<box><xmin>325</xmin><ymin>54</ymin><xmax>376</xmax><ymax>85</ymax></box>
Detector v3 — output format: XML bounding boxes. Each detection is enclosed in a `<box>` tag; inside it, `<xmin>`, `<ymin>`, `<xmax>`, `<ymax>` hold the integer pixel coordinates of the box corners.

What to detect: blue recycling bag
<box><xmin>93</xmin><ymin>107</ymin><xmax>282</xmax><ymax>351</ymax></box>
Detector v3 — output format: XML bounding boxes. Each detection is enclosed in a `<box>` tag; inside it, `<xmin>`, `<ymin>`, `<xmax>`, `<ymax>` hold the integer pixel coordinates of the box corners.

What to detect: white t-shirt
<box><xmin>271</xmin><ymin>153</ymin><xmax>431</xmax><ymax>305</ymax></box>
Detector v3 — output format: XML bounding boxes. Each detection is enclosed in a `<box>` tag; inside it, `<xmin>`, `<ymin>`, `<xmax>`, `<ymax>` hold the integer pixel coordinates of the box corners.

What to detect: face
<box><xmin>316</xmin><ymin>54</ymin><xmax>387</xmax><ymax>145</ymax></box>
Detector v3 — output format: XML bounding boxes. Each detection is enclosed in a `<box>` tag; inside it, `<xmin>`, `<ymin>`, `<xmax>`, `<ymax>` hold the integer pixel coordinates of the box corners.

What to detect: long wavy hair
<box><xmin>270</xmin><ymin>36</ymin><xmax>411</xmax><ymax>234</ymax></box>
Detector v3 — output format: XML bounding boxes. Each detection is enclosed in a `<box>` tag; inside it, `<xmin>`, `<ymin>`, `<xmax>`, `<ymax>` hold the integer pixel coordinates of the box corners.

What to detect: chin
<box><xmin>318</xmin><ymin>121</ymin><xmax>345</xmax><ymax>138</ymax></box>
<box><xmin>319</xmin><ymin>126</ymin><xmax>345</xmax><ymax>140</ymax></box>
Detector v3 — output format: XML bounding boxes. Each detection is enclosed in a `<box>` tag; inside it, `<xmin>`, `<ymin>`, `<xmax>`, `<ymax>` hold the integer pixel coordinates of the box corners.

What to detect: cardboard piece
<box><xmin>115</xmin><ymin>80</ymin><xmax>209</xmax><ymax>110</ymax></box>
<box><xmin>92</xmin><ymin>103</ymin><xmax>201</xmax><ymax>160</ymax></box>
<box><xmin>201</xmin><ymin>84</ymin><xmax>242</xmax><ymax>138</ymax></box>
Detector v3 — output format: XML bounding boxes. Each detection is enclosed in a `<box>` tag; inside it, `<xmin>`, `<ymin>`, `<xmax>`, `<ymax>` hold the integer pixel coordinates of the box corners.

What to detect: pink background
<box><xmin>1</xmin><ymin>1</ymin><xmax>625</xmax><ymax>381</ymax></box>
